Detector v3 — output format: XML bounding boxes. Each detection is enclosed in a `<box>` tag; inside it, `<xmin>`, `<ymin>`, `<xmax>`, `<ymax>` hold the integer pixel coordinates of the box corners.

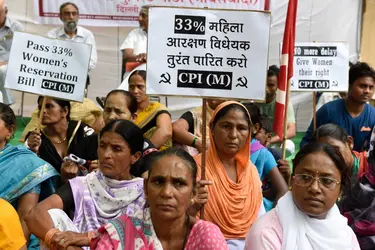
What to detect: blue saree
<box><xmin>0</xmin><ymin>144</ymin><xmax>59</xmax><ymax>249</ymax></box>
<box><xmin>0</xmin><ymin>143</ymin><xmax>59</xmax><ymax>204</ymax></box>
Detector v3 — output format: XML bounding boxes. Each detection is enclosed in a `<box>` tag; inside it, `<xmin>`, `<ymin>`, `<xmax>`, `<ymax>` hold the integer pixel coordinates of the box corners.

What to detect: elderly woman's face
<box><xmin>98</xmin><ymin>131</ymin><xmax>140</xmax><ymax>180</ymax></box>
<box><xmin>145</xmin><ymin>155</ymin><xmax>194</xmax><ymax>221</ymax></box>
<box><xmin>292</xmin><ymin>151</ymin><xmax>342</xmax><ymax>219</ymax></box>
<box><xmin>212</xmin><ymin>108</ymin><xmax>250</xmax><ymax>157</ymax></box>
<box><xmin>103</xmin><ymin>93</ymin><xmax>132</xmax><ymax>125</ymax></box>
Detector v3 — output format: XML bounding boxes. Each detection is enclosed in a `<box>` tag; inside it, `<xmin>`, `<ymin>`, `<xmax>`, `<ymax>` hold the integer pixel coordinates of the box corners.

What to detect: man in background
<box><xmin>120</xmin><ymin>6</ymin><xmax>148</xmax><ymax>63</ymax></box>
<box><xmin>301</xmin><ymin>62</ymin><xmax>375</xmax><ymax>152</ymax></box>
<box><xmin>96</xmin><ymin>6</ymin><xmax>149</xmax><ymax>108</ymax></box>
<box><xmin>257</xmin><ymin>65</ymin><xmax>297</xmax><ymax>155</ymax></box>
<box><xmin>47</xmin><ymin>2</ymin><xmax>97</xmax><ymax>94</ymax></box>
<box><xmin>0</xmin><ymin>0</ymin><xmax>23</xmax><ymax>104</ymax></box>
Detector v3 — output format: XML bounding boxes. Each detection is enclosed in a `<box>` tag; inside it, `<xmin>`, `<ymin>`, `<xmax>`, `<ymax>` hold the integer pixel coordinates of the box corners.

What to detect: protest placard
<box><xmin>289</xmin><ymin>42</ymin><xmax>349</xmax><ymax>92</ymax></box>
<box><xmin>5</xmin><ymin>32</ymin><xmax>91</xmax><ymax>102</ymax></box>
<box><xmin>34</xmin><ymin>0</ymin><xmax>266</xmax><ymax>27</ymax></box>
<box><xmin>146</xmin><ymin>7</ymin><xmax>271</xmax><ymax>101</ymax></box>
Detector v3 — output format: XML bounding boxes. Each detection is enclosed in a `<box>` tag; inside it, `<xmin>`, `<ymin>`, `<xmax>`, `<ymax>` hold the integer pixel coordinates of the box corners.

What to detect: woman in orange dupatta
<box><xmin>194</xmin><ymin>101</ymin><xmax>263</xmax><ymax>250</ymax></box>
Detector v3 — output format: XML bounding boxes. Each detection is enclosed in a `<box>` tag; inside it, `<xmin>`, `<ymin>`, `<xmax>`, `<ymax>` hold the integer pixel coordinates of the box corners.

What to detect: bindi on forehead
<box><xmin>101</xmin><ymin>131</ymin><xmax>126</xmax><ymax>142</ymax></box>
<box><xmin>298</xmin><ymin>158</ymin><xmax>339</xmax><ymax>177</ymax></box>
<box><xmin>101</xmin><ymin>137</ymin><xmax>124</xmax><ymax>144</ymax></box>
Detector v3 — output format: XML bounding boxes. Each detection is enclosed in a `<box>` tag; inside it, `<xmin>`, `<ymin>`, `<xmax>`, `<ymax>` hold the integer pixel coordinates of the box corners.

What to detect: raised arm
<box><xmin>149</xmin><ymin>113</ymin><xmax>173</xmax><ymax>149</ymax></box>
<box><xmin>172</xmin><ymin>113</ymin><xmax>205</xmax><ymax>152</ymax></box>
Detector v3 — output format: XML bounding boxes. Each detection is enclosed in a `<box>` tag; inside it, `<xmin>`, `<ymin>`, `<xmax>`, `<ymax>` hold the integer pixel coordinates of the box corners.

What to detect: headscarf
<box><xmin>194</xmin><ymin>101</ymin><xmax>262</xmax><ymax>239</ymax></box>
<box><xmin>277</xmin><ymin>192</ymin><xmax>359</xmax><ymax>250</ymax></box>
<box><xmin>69</xmin><ymin>171</ymin><xmax>146</xmax><ymax>232</ymax></box>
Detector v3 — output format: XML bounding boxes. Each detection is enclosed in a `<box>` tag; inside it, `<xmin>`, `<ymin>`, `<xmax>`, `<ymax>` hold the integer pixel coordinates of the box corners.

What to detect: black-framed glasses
<box><xmin>293</xmin><ymin>174</ymin><xmax>340</xmax><ymax>190</ymax></box>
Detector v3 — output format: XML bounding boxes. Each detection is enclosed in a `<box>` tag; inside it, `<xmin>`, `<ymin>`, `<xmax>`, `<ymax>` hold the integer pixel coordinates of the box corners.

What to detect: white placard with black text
<box><xmin>5</xmin><ymin>32</ymin><xmax>91</xmax><ymax>102</ymax></box>
<box><xmin>146</xmin><ymin>7</ymin><xmax>271</xmax><ymax>100</ymax></box>
<box><xmin>289</xmin><ymin>42</ymin><xmax>349</xmax><ymax>92</ymax></box>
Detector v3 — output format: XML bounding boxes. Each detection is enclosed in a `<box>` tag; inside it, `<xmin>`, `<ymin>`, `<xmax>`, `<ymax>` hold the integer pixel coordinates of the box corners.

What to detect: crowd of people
<box><xmin>1</xmin><ymin>1</ymin><xmax>375</xmax><ymax>250</ymax></box>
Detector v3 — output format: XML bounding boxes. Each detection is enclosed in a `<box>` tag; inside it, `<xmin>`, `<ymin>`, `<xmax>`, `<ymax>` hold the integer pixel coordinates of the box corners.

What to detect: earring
<box><xmin>288</xmin><ymin>186</ymin><xmax>292</xmax><ymax>191</ymax></box>
<box><xmin>337</xmin><ymin>196</ymin><xmax>342</xmax><ymax>202</ymax></box>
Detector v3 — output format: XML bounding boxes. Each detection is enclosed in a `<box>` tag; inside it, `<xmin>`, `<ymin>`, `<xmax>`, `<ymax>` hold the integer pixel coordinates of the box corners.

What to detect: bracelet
<box><xmin>44</xmin><ymin>228</ymin><xmax>60</xmax><ymax>248</ymax></box>
<box><xmin>191</xmin><ymin>137</ymin><xmax>198</xmax><ymax>147</ymax></box>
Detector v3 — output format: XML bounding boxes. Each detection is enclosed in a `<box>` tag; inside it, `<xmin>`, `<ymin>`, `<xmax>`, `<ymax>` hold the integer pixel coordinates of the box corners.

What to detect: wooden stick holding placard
<box><xmin>281</xmin><ymin>79</ymin><xmax>291</xmax><ymax>160</ymax></box>
<box><xmin>200</xmin><ymin>98</ymin><xmax>207</xmax><ymax>219</ymax></box>
<box><xmin>312</xmin><ymin>41</ymin><xmax>317</xmax><ymax>132</ymax></box>
<box><xmin>37</xmin><ymin>96</ymin><xmax>47</xmax><ymax>133</ymax></box>
<box><xmin>312</xmin><ymin>92</ymin><xmax>317</xmax><ymax>131</ymax></box>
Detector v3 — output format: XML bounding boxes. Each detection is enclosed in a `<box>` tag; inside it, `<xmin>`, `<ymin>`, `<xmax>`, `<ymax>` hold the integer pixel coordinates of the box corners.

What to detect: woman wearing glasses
<box><xmin>244</xmin><ymin>143</ymin><xmax>360</xmax><ymax>250</ymax></box>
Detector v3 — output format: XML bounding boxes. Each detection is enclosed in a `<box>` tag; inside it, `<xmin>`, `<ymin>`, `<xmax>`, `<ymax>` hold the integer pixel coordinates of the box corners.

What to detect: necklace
<box><xmin>49</xmin><ymin>136</ymin><xmax>67</xmax><ymax>144</ymax></box>
<box><xmin>43</xmin><ymin>132</ymin><xmax>67</xmax><ymax>144</ymax></box>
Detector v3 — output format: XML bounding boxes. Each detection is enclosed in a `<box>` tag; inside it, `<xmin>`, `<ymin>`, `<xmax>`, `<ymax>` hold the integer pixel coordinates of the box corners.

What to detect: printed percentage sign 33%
<box><xmin>64</xmin><ymin>48</ymin><xmax>73</xmax><ymax>57</ymax></box>
<box><xmin>193</xmin><ymin>20</ymin><xmax>205</xmax><ymax>32</ymax></box>
<box><xmin>174</xmin><ymin>15</ymin><xmax>206</xmax><ymax>35</ymax></box>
